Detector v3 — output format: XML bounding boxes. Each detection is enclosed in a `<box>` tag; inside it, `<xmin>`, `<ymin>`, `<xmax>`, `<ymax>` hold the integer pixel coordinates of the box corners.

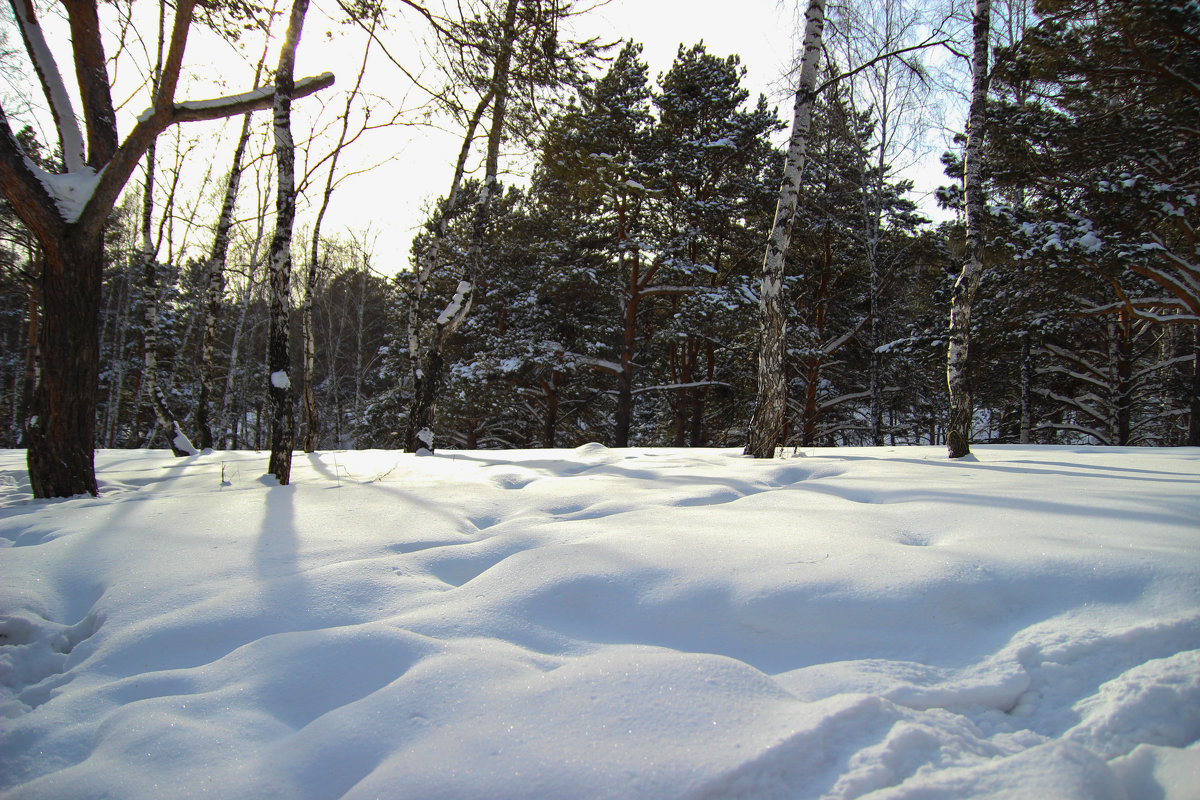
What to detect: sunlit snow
<box><xmin>1</xmin><ymin>445</ymin><xmax>1198</xmax><ymax>799</ymax></box>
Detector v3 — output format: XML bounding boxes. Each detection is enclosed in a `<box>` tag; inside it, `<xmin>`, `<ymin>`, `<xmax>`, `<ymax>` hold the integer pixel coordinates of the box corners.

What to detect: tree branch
<box><xmin>63</xmin><ymin>0</ymin><xmax>119</xmax><ymax>166</ymax></box>
<box><xmin>814</xmin><ymin>36</ymin><xmax>950</xmax><ymax>97</ymax></box>
<box><xmin>79</xmin><ymin>72</ymin><xmax>335</xmax><ymax>239</ymax></box>
<box><xmin>0</xmin><ymin>105</ymin><xmax>63</xmax><ymax>247</ymax></box>
<box><xmin>8</xmin><ymin>0</ymin><xmax>86</xmax><ymax>170</ymax></box>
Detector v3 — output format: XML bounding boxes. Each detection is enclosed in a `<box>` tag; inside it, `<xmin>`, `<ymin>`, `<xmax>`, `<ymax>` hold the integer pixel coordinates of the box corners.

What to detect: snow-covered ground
<box><xmin>1</xmin><ymin>445</ymin><xmax>1198</xmax><ymax>799</ymax></box>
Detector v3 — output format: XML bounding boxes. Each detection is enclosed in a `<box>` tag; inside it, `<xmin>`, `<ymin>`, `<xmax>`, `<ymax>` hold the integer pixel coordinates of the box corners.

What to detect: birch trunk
<box><xmin>266</xmin><ymin>0</ymin><xmax>310</xmax><ymax>484</ymax></box>
<box><xmin>946</xmin><ymin>0</ymin><xmax>991</xmax><ymax>459</ymax></box>
<box><xmin>138</xmin><ymin>140</ymin><xmax>196</xmax><ymax>457</ymax></box>
<box><xmin>405</xmin><ymin>0</ymin><xmax>519</xmax><ymax>453</ymax></box>
<box><xmin>135</xmin><ymin>5</ymin><xmax>195</xmax><ymax>457</ymax></box>
<box><xmin>1019</xmin><ymin>331</ymin><xmax>1033</xmax><ymax>443</ymax></box>
<box><xmin>744</xmin><ymin>0</ymin><xmax>826</xmax><ymax>458</ymax></box>
<box><xmin>300</xmin><ymin>259</ymin><xmax>319</xmax><ymax>452</ymax></box>
<box><xmin>198</xmin><ymin>110</ymin><xmax>255</xmax><ymax>449</ymax></box>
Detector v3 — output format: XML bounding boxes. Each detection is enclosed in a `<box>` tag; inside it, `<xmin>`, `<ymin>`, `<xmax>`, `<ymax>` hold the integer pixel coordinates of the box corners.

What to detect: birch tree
<box><xmin>745</xmin><ymin>0</ymin><xmax>827</xmax><ymax>458</ymax></box>
<box><xmin>137</xmin><ymin>1</ymin><xmax>197</xmax><ymax>457</ymax></box>
<box><xmin>266</xmin><ymin>0</ymin><xmax>312</xmax><ymax>485</ymax></box>
<box><xmin>196</xmin><ymin>8</ymin><xmax>277</xmax><ymax>451</ymax></box>
<box><xmin>945</xmin><ymin>0</ymin><xmax>991</xmax><ymax>459</ymax></box>
<box><xmin>0</xmin><ymin>0</ymin><xmax>332</xmax><ymax>496</ymax></box>
<box><xmin>404</xmin><ymin>0</ymin><xmax>533</xmax><ymax>453</ymax></box>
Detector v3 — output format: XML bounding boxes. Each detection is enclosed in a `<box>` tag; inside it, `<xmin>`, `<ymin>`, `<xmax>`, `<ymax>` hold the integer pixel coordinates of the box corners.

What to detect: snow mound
<box><xmin>1</xmin><ymin>445</ymin><xmax>1198</xmax><ymax>799</ymax></box>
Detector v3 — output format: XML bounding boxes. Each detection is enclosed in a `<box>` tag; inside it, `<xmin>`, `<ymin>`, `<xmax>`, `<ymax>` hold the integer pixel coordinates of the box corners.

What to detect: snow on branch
<box><xmin>631</xmin><ymin>381</ymin><xmax>730</xmax><ymax>396</ymax></box>
<box><xmin>10</xmin><ymin>0</ymin><xmax>86</xmax><ymax>171</ymax></box>
<box><xmin>169</xmin><ymin>73</ymin><xmax>336</xmax><ymax>124</ymax></box>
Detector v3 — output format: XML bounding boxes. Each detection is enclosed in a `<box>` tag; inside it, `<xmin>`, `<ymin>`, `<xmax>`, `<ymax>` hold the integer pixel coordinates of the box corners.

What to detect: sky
<box><xmin>2</xmin><ymin>444</ymin><xmax>1199</xmax><ymax>797</ymax></box>
<box><xmin>302</xmin><ymin>0</ymin><xmax>956</xmax><ymax>273</ymax></box>
<box><xmin>5</xmin><ymin>0</ymin><xmax>955</xmax><ymax>274</ymax></box>
<box><xmin>311</xmin><ymin>0</ymin><xmax>808</xmax><ymax>273</ymax></box>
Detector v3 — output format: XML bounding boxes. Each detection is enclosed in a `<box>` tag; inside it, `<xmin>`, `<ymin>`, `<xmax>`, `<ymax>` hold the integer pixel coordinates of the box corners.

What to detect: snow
<box><xmin>171</xmin><ymin>429</ymin><xmax>200</xmax><ymax>457</ymax></box>
<box><xmin>436</xmin><ymin>281</ymin><xmax>472</xmax><ymax>325</ymax></box>
<box><xmin>32</xmin><ymin>167</ymin><xmax>102</xmax><ymax>224</ymax></box>
<box><xmin>1076</xmin><ymin>231</ymin><xmax>1103</xmax><ymax>252</ymax></box>
<box><xmin>1</xmin><ymin>445</ymin><xmax>1198</xmax><ymax>799</ymax></box>
<box><xmin>11</xmin><ymin>0</ymin><xmax>85</xmax><ymax>172</ymax></box>
<box><xmin>270</xmin><ymin>370</ymin><xmax>291</xmax><ymax>390</ymax></box>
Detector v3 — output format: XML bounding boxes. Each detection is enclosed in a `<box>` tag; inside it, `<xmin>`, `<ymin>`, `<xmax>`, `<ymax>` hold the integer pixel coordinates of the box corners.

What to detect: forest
<box><xmin>1</xmin><ymin>0</ymin><xmax>1198</xmax><ymax>497</ymax></box>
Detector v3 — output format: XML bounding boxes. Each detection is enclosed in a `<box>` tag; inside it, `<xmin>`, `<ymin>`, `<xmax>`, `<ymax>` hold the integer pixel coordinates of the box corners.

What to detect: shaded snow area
<box><xmin>2</xmin><ymin>445</ymin><xmax>1199</xmax><ymax>799</ymax></box>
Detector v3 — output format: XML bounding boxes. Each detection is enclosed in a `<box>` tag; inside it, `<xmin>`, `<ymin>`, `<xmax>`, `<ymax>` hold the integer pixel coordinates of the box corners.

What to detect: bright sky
<box><xmin>312</xmin><ymin>0</ymin><xmax>805</xmax><ymax>273</ymax></box>
<box><xmin>8</xmin><ymin>0</ymin><xmax>953</xmax><ymax>275</ymax></box>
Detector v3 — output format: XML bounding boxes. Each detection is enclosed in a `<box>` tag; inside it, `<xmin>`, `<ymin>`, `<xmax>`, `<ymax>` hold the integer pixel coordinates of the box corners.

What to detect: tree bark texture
<box><xmin>25</xmin><ymin>233</ymin><xmax>102</xmax><ymax>497</ymax></box>
<box><xmin>406</xmin><ymin>349</ymin><xmax>445</xmax><ymax>453</ymax></box>
<box><xmin>745</xmin><ymin>0</ymin><xmax>826</xmax><ymax>458</ymax></box>
<box><xmin>946</xmin><ymin>0</ymin><xmax>991</xmax><ymax>459</ymax></box>
<box><xmin>266</xmin><ymin>0</ymin><xmax>310</xmax><ymax>484</ymax></box>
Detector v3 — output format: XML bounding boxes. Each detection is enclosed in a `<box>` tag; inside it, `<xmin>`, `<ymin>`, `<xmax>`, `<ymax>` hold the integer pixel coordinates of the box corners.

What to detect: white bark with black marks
<box><xmin>745</xmin><ymin>0</ymin><xmax>826</xmax><ymax>458</ymax></box>
<box><xmin>266</xmin><ymin>0</ymin><xmax>310</xmax><ymax>484</ymax></box>
<box><xmin>946</xmin><ymin>0</ymin><xmax>991</xmax><ymax>459</ymax></box>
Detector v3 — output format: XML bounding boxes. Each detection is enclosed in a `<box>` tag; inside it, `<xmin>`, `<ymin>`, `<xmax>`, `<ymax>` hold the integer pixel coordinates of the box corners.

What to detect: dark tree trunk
<box><xmin>802</xmin><ymin>357</ymin><xmax>820</xmax><ymax>447</ymax></box>
<box><xmin>1113</xmin><ymin>314</ymin><xmax>1133</xmax><ymax>446</ymax></box>
<box><xmin>688</xmin><ymin>342</ymin><xmax>711</xmax><ymax>447</ymax></box>
<box><xmin>26</xmin><ymin>232</ymin><xmax>102</xmax><ymax>497</ymax></box>
<box><xmin>615</xmin><ymin>368</ymin><xmax>632</xmax><ymax>448</ymax></box>
<box><xmin>543</xmin><ymin>392</ymin><xmax>558</xmax><ymax>449</ymax></box>
<box><xmin>1189</xmin><ymin>332</ymin><xmax>1200</xmax><ymax>446</ymax></box>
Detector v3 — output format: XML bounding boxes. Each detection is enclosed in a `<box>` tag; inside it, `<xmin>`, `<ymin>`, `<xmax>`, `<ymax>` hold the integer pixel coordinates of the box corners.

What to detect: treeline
<box><xmin>1</xmin><ymin>0</ymin><xmax>1197</xmax><ymax>455</ymax></box>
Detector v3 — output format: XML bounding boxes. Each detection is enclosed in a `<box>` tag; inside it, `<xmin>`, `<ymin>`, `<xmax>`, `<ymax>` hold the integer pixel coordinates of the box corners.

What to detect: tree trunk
<box><xmin>1018</xmin><ymin>331</ymin><xmax>1032</xmax><ymax>443</ymax></box>
<box><xmin>406</xmin><ymin>349</ymin><xmax>444</xmax><ymax>453</ymax></box>
<box><xmin>541</xmin><ymin>374</ymin><xmax>559</xmax><ymax>448</ymax></box>
<box><xmin>1113</xmin><ymin>312</ymin><xmax>1133</xmax><ymax>446</ymax></box>
<box><xmin>615</xmin><ymin>368</ymin><xmax>633</xmax><ymax>448</ymax></box>
<box><xmin>266</xmin><ymin>0</ymin><xmax>310</xmax><ymax>484</ymax></box>
<box><xmin>300</xmin><ymin>250</ymin><xmax>320</xmax><ymax>452</ymax></box>
<box><xmin>26</xmin><ymin>232</ymin><xmax>102</xmax><ymax>497</ymax></box>
<box><xmin>1189</xmin><ymin>330</ymin><xmax>1200</xmax><ymax>446</ymax></box>
<box><xmin>868</xmin><ymin>251</ymin><xmax>884</xmax><ymax>446</ymax></box>
<box><xmin>615</xmin><ymin>250</ymin><xmax>639</xmax><ymax>448</ymax></box>
<box><xmin>745</xmin><ymin>0</ymin><xmax>826</xmax><ymax>458</ymax></box>
<box><xmin>138</xmin><ymin>138</ymin><xmax>196</xmax><ymax>457</ymax></box>
<box><xmin>688</xmin><ymin>341</ymin><xmax>713</xmax><ymax>447</ymax></box>
<box><xmin>404</xmin><ymin>0</ymin><xmax>519</xmax><ymax>454</ymax></box>
<box><xmin>197</xmin><ymin>112</ymin><xmax>253</xmax><ymax>450</ymax></box>
<box><xmin>946</xmin><ymin>0</ymin><xmax>991</xmax><ymax>459</ymax></box>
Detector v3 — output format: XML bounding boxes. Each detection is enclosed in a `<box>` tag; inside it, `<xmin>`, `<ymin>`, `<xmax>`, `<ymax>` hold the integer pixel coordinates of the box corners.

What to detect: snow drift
<box><xmin>1</xmin><ymin>445</ymin><xmax>1198</xmax><ymax>799</ymax></box>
